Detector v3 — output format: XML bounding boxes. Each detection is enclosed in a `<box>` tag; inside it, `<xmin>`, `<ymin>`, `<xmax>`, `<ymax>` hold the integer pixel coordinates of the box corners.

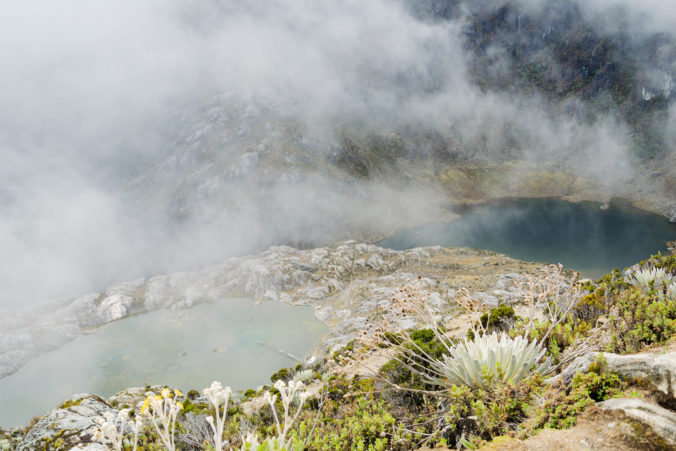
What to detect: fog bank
<box><xmin>1</xmin><ymin>0</ymin><xmax>673</xmax><ymax>306</ymax></box>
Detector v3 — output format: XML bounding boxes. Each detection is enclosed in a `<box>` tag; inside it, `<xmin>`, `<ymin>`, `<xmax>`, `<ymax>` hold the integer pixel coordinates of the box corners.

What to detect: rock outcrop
<box><xmin>556</xmin><ymin>351</ymin><xmax>676</xmax><ymax>399</ymax></box>
<box><xmin>598</xmin><ymin>398</ymin><xmax>676</xmax><ymax>447</ymax></box>
<box><xmin>17</xmin><ymin>394</ymin><xmax>114</xmax><ymax>451</ymax></box>
<box><xmin>552</xmin><ymin>351</ymin><xmax>676</xmax><ymax>447</ymax></box>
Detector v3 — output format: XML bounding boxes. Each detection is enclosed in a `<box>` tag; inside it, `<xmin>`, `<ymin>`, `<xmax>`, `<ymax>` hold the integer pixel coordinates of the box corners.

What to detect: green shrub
<box><xmin>572</xmin><ymin>371</ymin><xmax>622</xmax><ymax>402</ymax></box>
<box><xmin>379</xmin><ymin>328</ymin><xmax>451</xmax><ymax>393</ymax></box>
<box><xmin>510</xmin><ymin>317</ymin><xmax>592</xmax><ymax>365</ymax></box>
<box><xmin>270</xmin><ymin>368</ymin><xmax>291</xmax><ymax>383</ymax></box>
<box><xmin>608</xmin><ymin>288</ymin><xmax>676</xmax><ymax>352</ymax></box>
<box><xmin>288</xmin><ymin>396</ymin><xmax>414</xmax><ymax>451</ymax></box>
<box><xmin>479</xmin><ymin>305</ymin><xmax>516</xmax><ymax>332</ymax></box>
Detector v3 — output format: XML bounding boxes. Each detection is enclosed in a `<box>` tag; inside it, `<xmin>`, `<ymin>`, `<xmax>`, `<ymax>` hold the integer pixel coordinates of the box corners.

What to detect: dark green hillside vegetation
<box><xmin>333</xmin><ymin>127</ymin><xmax>408</xmax><ymax>179</ymax></box>
<box><xmin>333</xmin><ymin>0</ymin><xmax>676</xmax><ymax>169</ymax></box>
<box><xmin>460</xmin><ymin>0</ymin><xmax>674</xmax><ymax>159</ymax></box>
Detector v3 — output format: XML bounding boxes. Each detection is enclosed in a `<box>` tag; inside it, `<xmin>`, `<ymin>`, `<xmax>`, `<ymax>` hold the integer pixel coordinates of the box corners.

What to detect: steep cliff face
<box><xmin>407</xmin><ymin>0</ymin><xmax>675</xmax><ymax>159</ymax></box>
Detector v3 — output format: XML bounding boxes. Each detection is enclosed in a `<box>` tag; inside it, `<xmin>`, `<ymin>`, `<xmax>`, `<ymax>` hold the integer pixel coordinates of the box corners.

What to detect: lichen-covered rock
<box><xmin>106</xmin><ymin>386</ymin><xmax>148</xmax><ymax>414</ymax></box>
<box><xmin>668</xmin><ymin>241</ymin><xmax>676</xmax><ymax>254</ymax></box>
<box><xmin>106</xmin><ymin>384</ymin><xmax>174</xmax><ymax>416</ymax></box>
<box><xmin>72</xmin><ymin>444</ymin><xmax>108</xmax><ymax>450</ymax></box>
<box><xmin>17</xmin><ymin>394</ymin><xmax>115</xmax><ymax>450</ymax></box>
<box><xmin>598</xmin><ymin>398</ymin><xmax>676</xmax><ymax>447</ymax></box>
<box><xmin>0</xmin><ymin>428</ymin><xmax>24</xmax><ymax>451</ymax></box>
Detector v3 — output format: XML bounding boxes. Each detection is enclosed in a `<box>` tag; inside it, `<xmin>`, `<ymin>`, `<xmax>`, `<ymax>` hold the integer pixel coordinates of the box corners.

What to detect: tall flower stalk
<box><xmin>203</xmin><ymin>381</ymin><xmax>233</xmax><ymax>450</ymax></box>
<box><xmin>141</xmin><ymin>388</ymin><xmax>184</xmax><ymax>451</ymax></box>
<box><xmin>263</xmin><ymin>380</ymin><xmax>312</xmax><ymax>449</ymax></box>
<box><xmin>93</xmin><ymin>409</ymin><xmax>131</xmax><ymax>451</ymax></box>
<box><xmin>127</xmin><ymin>414</ymin><xmax>143</xmax><ymax>451</ymax></box>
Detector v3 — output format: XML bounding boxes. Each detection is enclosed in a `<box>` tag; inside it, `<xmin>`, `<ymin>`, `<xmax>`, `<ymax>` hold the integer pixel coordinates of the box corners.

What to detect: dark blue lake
<box><xmin>379</xmin><ymin>198</ymin><xmax>676</xmax><ymax>278</ymax></box>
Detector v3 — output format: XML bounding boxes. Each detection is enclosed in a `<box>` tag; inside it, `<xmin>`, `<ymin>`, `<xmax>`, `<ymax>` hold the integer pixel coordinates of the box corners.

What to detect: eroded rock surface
<box><xmin>598</xmin><ymin>398</ymin><xmax>676</xmax><ymax>447</ymax></box>
<box><xmin>549</xmin><ymin>351</ymin><xmax>676</xmax><ymax>448</ymax></box>
<box><xmin>0</xmin><ymin>242</ymin><xmax>538</xmax><ymax>378</ymax></box>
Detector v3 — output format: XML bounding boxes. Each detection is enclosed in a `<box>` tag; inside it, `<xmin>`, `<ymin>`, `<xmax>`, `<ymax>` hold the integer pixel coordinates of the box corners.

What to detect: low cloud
<box><xmin>0</xmin><ymin>0</ymin><xmax>671</xmax><ymax>306</ymax></box>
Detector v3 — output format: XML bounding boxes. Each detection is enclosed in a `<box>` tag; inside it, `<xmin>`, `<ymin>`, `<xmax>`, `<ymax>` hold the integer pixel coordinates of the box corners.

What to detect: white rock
<box><xmin>97</xmin><ymin>294</ymin><xmax>132</xmax><ymax>322</ymax></box>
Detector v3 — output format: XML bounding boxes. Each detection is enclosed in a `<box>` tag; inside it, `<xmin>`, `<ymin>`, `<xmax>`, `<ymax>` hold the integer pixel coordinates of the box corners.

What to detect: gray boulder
<box><xmin>18</xmin><ymin>394</ymin><xmax>114</xmax><ymax>450</ymax></box>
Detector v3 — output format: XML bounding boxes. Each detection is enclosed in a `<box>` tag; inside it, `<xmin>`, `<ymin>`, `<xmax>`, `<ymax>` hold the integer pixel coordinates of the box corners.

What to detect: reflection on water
<box><xmin>379</xmin><ymin>198</ymin><xmax>676</xmax><ymax>278</ymax></box>
<box><xmin>0</xmin><ymin>299</ymin><xmax>327</xmax><ymax>427</ymax></box>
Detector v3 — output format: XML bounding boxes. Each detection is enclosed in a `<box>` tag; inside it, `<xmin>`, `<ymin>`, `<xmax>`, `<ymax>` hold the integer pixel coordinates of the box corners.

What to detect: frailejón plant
<box><xmin>436</xmin><ymin>332</ymin><xmax>551</xmax><ymax>389</ymax></box>
<box><xmin>627</xmin><ymin>267</ymin><xmax>675</xmax><ymax>293</ymax></box>
<box><xmin>668</xmin><ymin>283</ymin><xmax>676</xmax><ymax>301</ymax></box>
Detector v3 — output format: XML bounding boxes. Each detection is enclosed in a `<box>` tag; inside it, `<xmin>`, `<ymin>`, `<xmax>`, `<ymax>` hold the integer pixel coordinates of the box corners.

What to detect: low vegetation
<box><xmin>14</xmin><ymin>253</ymin><xmax>676</xmax><ymax>449</ymax></box>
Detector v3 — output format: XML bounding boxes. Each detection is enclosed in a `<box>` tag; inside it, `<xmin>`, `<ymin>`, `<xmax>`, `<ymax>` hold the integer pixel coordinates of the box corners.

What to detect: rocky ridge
<box><xmin>0</xmin><ymin>242</ymin><xmax>537</xmax><ymax>379</ymax></box>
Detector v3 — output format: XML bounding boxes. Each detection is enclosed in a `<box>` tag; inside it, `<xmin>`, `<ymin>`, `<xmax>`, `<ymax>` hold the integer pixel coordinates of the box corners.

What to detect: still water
<box><xmin>379</xmin><ymin>198</ymin><xmax>676</xmax><ymax>278</ymax></box>
<box><xmin>0</xmin><ymin>299</ymin><xmax>327</xmax><ymax>427</ymax></box>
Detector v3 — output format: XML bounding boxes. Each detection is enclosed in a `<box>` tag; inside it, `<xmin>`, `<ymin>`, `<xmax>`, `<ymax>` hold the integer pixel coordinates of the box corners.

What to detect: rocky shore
<box><xmin>0</xmin><ymin>242</ymin><xmax>538</xmax><ymax>379</ymax></box>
